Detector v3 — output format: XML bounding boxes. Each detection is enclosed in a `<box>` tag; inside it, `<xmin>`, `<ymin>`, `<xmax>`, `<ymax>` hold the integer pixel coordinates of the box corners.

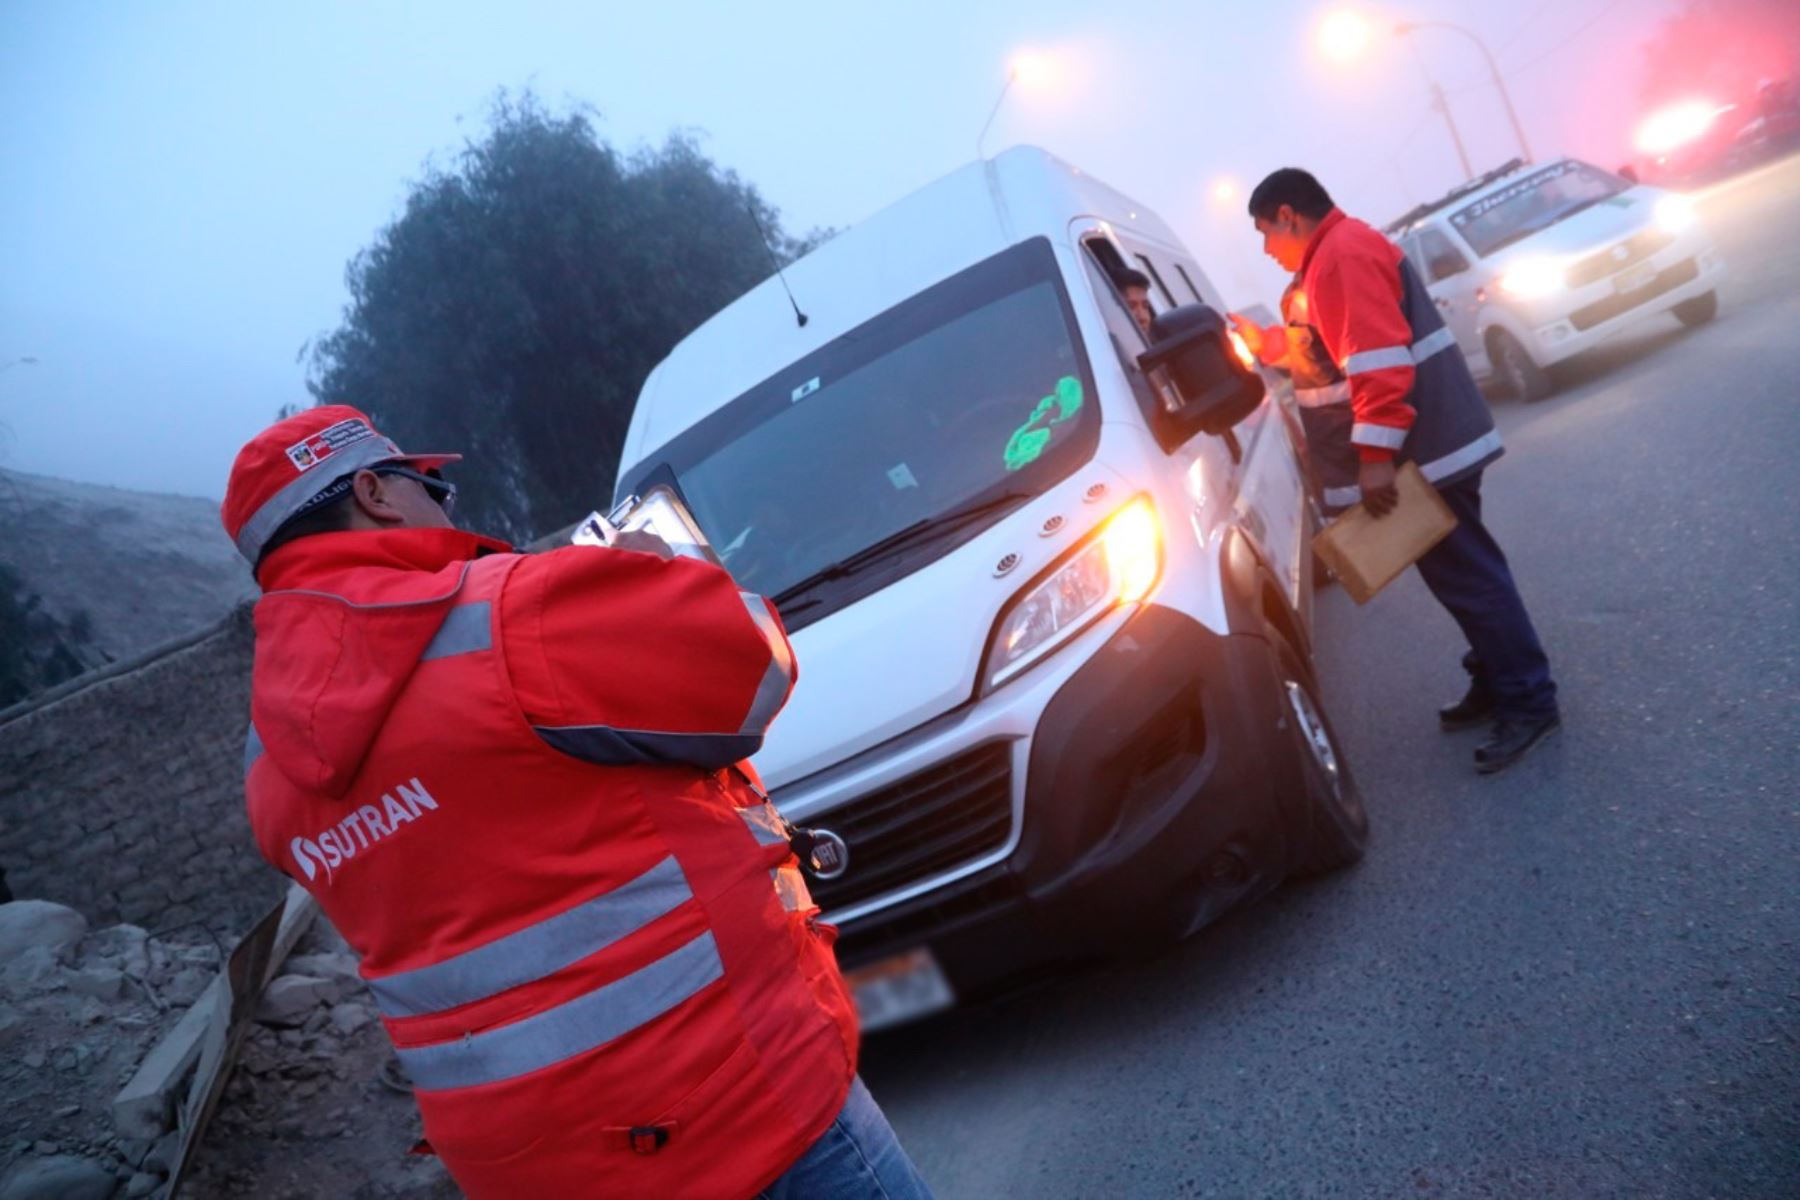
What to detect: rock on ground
<box><xmin>0</xmin><ymin>901</ymin><xmax>88</xmax><ymax>959</ymax></box>
<box><xmin>0</xmin><ymin>1153</ymin><xmax>119</xmax><ymax>1200</ymax></box>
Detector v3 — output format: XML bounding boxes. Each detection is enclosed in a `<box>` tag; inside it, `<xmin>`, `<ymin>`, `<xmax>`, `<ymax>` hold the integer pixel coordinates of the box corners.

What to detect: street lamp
<box><xmin>977</xmin><ymin>50</ymin><xmax>1056</xmax><ymax>159</ymax></box>
<box><xmin>1317</xmin><ymin>9</ymin><xmax>1532</xmax><ymax>181</ymax></box>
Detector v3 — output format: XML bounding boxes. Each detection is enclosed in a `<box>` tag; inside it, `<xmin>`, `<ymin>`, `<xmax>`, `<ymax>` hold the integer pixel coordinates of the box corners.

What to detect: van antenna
<box><xmin>746</xmin><ymin>202</ymin><xmax>809</xmax><ymax>328</ymax></box>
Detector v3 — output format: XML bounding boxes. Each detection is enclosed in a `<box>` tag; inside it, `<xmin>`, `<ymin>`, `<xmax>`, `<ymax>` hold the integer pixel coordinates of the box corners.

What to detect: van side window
<box><xmin>1081</xmin><ymin>239</ymin><xmax>1200</xmax><ymax>453</ymax></box>
<box><xmin>1173</xmin><ymin>264</ymin><xmax>1205</xmax><ymax>304</ymax></box>
<box><xmin>1133</xmin><ymin>254</ymin><xmax>1177</xmax><ymax>308</ymax></box>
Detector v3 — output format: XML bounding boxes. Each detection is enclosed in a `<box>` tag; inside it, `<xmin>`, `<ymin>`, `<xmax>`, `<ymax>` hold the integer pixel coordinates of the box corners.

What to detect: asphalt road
<box><xmin>862</xmin><ymin>155</ymin><xmax>1800</xmax><ymax>1199</ymax></box>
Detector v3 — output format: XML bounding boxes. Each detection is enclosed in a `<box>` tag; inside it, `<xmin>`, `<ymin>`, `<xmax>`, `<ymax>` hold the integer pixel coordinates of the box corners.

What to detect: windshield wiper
<box><xmin>772</xmin><ymin>490</ymin><xmax>1032</xmax><ymax>608</ymax></box>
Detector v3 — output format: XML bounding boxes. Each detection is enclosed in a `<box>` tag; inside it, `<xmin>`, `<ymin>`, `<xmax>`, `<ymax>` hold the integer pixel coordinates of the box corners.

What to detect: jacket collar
<box><xmin>1299</xmin><ymin>208</ymin><xmax>1347</xmax><ymax>277</ymax></box>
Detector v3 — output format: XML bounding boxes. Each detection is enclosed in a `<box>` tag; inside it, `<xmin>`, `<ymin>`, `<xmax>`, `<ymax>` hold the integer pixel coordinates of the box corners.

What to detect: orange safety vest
<box><xmin>244</xmin><ymin>528</ymin><xmax>857</xmax><ymax>1198</ymax></box>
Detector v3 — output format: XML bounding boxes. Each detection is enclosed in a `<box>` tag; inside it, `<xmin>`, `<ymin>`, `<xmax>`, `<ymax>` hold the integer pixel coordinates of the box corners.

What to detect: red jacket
<box><xmin>1255</xmin><ymin>209</ymin><xmax>1501</xmax><ymax>504</ymax></box>
<box><xmin>243</xmin><ymin>527</ymin><xmax>857</xmax><ymax>1198</ymax></box>
<box><xmin>1291</xmin><ymin>209</ymin><xmax>1418</xmax><ymax>462</ymax></box>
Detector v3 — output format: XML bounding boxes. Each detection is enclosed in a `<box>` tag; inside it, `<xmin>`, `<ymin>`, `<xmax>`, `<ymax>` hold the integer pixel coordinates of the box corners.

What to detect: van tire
<box><xmin>1272</xmin><ymin>639</ymin><xmax>1368</xmax><ymax>877</ymax></box>
<box><xmin>1488</xmin><ymin>329</ymin><xmax>1551</xmax><ymax>402</ymax></box>
<box><xmin>1673</xmin><ymin>290</ymin><xmax>1718</xmax><ymax>327</ymax></box>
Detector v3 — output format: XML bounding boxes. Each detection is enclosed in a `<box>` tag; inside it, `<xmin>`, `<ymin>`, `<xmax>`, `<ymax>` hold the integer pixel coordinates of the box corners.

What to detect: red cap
<box><xmin>221</xmin><ymin>405</ymin><xmax>460</xmax><ymax>564</ymax></box>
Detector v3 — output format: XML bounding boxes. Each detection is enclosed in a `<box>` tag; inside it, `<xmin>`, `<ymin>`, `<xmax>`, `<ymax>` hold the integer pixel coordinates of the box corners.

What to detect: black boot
<box><xmin>1438</xmin><ymin>681</ymin><xmax>1497</xmax><ymax>730</ymax></box>
<box><xmin>1474</xmin><ymin>713</ymin><xmax>1562</xmax><ymax>774</ymax></box>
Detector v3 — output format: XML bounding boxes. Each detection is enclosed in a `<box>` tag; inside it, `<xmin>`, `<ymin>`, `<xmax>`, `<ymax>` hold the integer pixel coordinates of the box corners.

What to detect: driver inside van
<box><xmin>1114</xmin><ymin>266</ymin><xmax>1156</xmax><ymax>335</ymax></box>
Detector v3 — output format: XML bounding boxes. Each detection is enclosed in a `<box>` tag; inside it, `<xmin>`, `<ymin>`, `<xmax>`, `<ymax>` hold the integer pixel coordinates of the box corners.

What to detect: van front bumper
<box><xmin>830</xmin><ymin>603</ymin><xmax>1310</xmax><ymax>1007</ymax></box>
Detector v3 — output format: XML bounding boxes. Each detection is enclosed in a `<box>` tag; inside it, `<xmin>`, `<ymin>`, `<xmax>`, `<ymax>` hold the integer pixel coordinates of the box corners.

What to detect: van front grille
<box><xmin>798</xmin><ymin>742</ymin><xmax>1014</xmax><ymax>915</ymax></box>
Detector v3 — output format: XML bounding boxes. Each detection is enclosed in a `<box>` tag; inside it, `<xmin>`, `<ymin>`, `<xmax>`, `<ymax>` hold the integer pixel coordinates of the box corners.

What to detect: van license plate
<box><xmin>846</xmin><ymin>948</ymin><xmax>954</xmax><ymax>1031</ymax></box>
<box><xmin>1613</xmin><ymin>261</ymin><xmax>1657</xmax><ymax>294</ymax></box>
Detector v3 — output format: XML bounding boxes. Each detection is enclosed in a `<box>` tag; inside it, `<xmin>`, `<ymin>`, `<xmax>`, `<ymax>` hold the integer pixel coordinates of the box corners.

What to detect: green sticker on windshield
<box><xmin>1004</xmin><ymin>375</ymin><xmax>1084</xmax><ymax>471</ymax></box>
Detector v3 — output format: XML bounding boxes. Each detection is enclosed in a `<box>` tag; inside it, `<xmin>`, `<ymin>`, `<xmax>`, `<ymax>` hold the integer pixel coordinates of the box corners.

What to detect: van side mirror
<box><xmin>1136</xmin><ymin>304</ymin><xmax>1265</xmax><ymax>436</ymax></box>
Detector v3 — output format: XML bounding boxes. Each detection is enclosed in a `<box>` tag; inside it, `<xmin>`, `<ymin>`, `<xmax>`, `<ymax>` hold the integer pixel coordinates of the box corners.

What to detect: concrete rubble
<box><xmin>0</xmin><ymin>899</ymin><xmax>456</xmax><ymax>1198</ymax></box>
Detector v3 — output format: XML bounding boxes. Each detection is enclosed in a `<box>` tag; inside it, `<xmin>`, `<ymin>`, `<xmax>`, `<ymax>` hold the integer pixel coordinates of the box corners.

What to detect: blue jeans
<box><xmin>1414</xmin><ymin>472</ymin><xmax>1559</xmax><ymax>720</ymax></box>
<box><xmin>758</xmin><ymin>1076</ymin><xmax>933</xmax><ymax>1199</ymax></box>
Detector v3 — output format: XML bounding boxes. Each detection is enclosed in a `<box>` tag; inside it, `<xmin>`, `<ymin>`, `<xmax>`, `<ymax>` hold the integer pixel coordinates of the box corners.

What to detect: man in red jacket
<box><xmin>223</xmin><ymin>405</ymin><xmax>931</xmax><ymax>1198</ymax></box>
<box><xmin>1232</xmin><ymin>169</ymin><xmax>1560</xmax><ymax>774</ymax></box>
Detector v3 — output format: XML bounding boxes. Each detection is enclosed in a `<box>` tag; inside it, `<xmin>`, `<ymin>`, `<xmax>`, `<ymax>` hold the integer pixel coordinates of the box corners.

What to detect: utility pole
<box><xmin>1398</xmin><ymin>20</ymin><xmax>1533</xmax><ymax>165</ymax></box>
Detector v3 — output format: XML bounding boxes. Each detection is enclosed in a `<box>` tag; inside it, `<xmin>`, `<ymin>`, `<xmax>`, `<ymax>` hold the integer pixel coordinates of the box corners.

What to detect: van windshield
<box><xmin>1450</xmin><ymin>161</ymin><xmax>1627</xmax><ymax>257</ymax></box>
<box><xmin>618</xmin><ymin>237</ymin><xmax>1098</xmax><ymax>629</ymax></box>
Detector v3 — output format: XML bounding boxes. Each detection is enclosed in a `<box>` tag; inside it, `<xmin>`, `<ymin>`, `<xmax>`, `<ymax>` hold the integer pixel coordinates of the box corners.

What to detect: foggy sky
<box><xmin>1</xmin><ymin>0</ymin><xmax>1675</xmax><ymax>500</ymax></box>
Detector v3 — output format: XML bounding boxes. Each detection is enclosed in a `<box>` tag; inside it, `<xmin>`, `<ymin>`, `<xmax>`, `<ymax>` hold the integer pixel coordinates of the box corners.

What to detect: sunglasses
<box><xmin>374</xmin><ymin>465</ymin><xmax>457</xmax><ymax>518</ymax></box>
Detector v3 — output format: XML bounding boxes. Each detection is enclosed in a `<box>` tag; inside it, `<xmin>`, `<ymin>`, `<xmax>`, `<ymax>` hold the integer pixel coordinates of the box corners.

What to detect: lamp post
<box><xmin>977</xmin><ymin>51</ymin><xmax>1054</xmax><ymax>160</ymax></box>
<box><xmin>976</xmin><ymin>68</ymin><xmax>1019</xmax><ymax>160</ymax></box>
<box><xmin>1318</xmin><ymin>10</ymin><xmax>1532</xmax><ymax>182</ymax></box>
<box><xmin>1395</xmin><ymin>20</ymin><xmax>1534</xmax><ymax>165</ymax></box>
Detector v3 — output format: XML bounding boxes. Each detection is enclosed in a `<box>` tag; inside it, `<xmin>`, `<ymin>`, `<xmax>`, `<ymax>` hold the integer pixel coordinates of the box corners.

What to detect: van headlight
<box><xmin>1655</xmin><ymin>194</ymin><xmax>1696</xmax><ymax>233</ymax></box>
<box><xmin>1497</xmin><ymin>257</ymin><xmax>1566</xmax><ymax>300</ymax></box>
<box><xmin>982</xmin><ymin>497</ymin><xmax>1162</xmax><ymax>691</ymax></box>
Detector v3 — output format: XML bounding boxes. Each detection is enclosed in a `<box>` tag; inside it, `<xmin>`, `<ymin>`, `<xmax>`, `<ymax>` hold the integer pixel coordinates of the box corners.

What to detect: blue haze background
<box><xmin>1</xmin><ymin>0</ymin><xmax>1674</xmax><ymax>500</ymax></box>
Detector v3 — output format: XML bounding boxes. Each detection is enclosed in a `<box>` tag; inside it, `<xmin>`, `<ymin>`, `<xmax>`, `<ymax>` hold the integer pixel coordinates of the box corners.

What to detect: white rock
<box><xmin>0</xmin><ymin>946</ymin><xmax>63</xmax><ymax>994</ymax></box>
<box><xmin>253</xmin><ymin>975</ymin><xmax>332</xmax><ymax>1027</ymax></box>
<box><xmin>286</xmin><ymin>952</ymin><xmax>362</xmax><ymax>1002</ymax></box>
<box><xmin>328</xmin><ymin>1003</ymin><xmax>373</xmax><ymax>1036</ymax></box>
<box><xmin>65</xmin><ymin>967</ymin><xmax>125</xmax><ymax>1001</ymax></box>
<box><xmin>0</xmin><ymin>901</ymin><xmax>88</xmax><ymax>960</ymax></box>
<box><xmin>84</xmin><ymin>925</ymin><xmax>150</xmax><ymax>979</ymax></box>
<box><xmin>0</xmin><ymin>1154</ymin><xmax>119</xmax><ymax>1200</ymax></box>
<box><xmin>161</xmin><ymin>967</ymin><xmax>210</xmax><ymax>1008</ymax></box>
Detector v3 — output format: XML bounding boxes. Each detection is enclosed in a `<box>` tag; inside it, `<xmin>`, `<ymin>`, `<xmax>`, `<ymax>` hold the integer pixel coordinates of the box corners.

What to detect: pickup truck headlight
<box><xmin>983</xmin><ymin>497</ymin><xmax>1162</xmax><ymax>691</ymax></box>
<box><xmin>1655</xmin><ymin>194</ymin><xmax>1696</xmax><ymax>233</ymax></box>
<box><xmin>1497</xmin><ymin>257</ymin><xmax>1566</xmax><ymax>300</ymax></box>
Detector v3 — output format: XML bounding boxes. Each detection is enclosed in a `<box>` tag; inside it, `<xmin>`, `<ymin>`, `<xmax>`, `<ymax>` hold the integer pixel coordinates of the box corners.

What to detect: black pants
<box><xmin>1414</xmin><ymin>472</ymin><xmax>1558</xmax><ymax>720</ymax></box>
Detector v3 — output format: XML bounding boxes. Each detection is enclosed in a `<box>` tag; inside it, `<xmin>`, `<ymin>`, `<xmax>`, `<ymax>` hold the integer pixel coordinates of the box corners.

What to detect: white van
<box><xmin>614</xmin><ymin>146</ymin><xmax>1367</xmax><ymax>1029</ymax></box>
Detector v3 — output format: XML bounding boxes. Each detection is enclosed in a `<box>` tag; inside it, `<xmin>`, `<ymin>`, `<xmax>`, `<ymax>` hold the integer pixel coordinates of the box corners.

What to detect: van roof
<box><xmin>618</xmin><ymin>145</ymin><xmax>1183</xmax><ymax>481</ymax></box>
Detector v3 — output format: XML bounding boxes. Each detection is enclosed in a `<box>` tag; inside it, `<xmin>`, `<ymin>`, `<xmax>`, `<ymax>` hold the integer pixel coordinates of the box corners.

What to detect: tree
<box><xmin>307</xmin><ymin>93</ymin><xmax>827</xmax><ymax>540</ymax></box>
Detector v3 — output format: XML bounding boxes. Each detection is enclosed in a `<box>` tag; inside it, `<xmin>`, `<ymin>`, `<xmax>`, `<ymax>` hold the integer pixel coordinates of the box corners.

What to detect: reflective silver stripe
<box><xmin>394</xmin><ymin>931</ymin><xmax>724</xmax><ymax>1092</ymax></box>
<box><xmin>737</xmin><ymin>594</ymin><xmax>793</xmax><ymax>736</ymax></box>
<box><xmin>739</xmin><ymin>802</ymin><xmax>790</xmax><ymax>848</ymax></box>
<box><xmin>1411</xmin><ymin>326</ymin><xmax>1457</xmax><ymax>362</ymax></box>
<box><xmin>1418</xmin><ymin>428</ymin><xmax>1504</xmax><ymax>482</ymax></box>
<box><xmin>366</xmin><ymin>856</ymin><xmax>693</xmax><ymax>1019</ymax></box>
<box><xmin>243</xmin><ymin>722</ymin><xmax>264</xmax><ymax>777</ymax></box>
<box><xmin>1292</xmin><ymin>380</ymin><xmax>1351</xmax><ymax>408</ymax></box>
<box><xmin>1343</xmin><ymin>345</ymin><xmax>1413</xmax><ymax>375</ymax></box>
<box><xmin>421</xmin><ymin>602</ymin><xmax>491</xmax><ymax>661</ymax></box>
<box><xmin>771</xmin><ymin>865</ymin><xmax>812</xmax><ymax>913</ymax></box>
<box><xmin>1351</xmin><ymin>423</ymin><xmax>1409</xmax><ymax>450</ymax></box>
<box><xmin>1323</xmin><ymin>484</ymin><xmax>1363</xmax><ymax>508</ymax></box>
<box><xmin>536</xmin><ymin>725</ymin><xmax>760</xmax><ymax>769</ymax></box>
<box><xmin>233</xmin><ymin>435</ymin><xmax>405</xmax><ymax>563</ymax></box>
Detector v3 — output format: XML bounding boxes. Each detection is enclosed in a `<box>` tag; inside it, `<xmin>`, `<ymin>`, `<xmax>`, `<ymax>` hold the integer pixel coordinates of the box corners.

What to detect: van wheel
<box><xmin>1673</xmin><ymin>290</ymin><xmax>1718</xmax><ymax>327</ymax></box>
<box><xmin>1274</xmin><ymin>641</ymin><xmax>1367</xmax><ymax>877</ymax></box>
<box><xmin>1489</xmin><ymin>329</ymin><xmax>1551</xmax><ymax>402</ymax></box>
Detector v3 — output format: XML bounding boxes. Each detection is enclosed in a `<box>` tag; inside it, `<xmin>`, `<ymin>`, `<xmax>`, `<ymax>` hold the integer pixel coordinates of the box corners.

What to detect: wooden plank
<box><xmin>111</xmin><ymin>974</ymin><xmax>228</xmax><ymax>1140</ymax></box>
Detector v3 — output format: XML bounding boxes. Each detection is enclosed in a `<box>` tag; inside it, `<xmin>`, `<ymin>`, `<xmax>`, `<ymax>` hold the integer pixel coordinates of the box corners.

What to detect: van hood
<box><xmin>1494</xmin><ymin>188</ymin><xmax>1660</xmax><ymax>262</ymax></box>
<box><xmin>752</xmin><ymin>464</ymin><xmax>1133</xmax><ymax>788</ymax></box>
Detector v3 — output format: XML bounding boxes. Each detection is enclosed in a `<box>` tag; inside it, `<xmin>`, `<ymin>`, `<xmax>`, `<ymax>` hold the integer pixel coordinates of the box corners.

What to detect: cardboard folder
<box><xmin>1312</xmin><ymin>461</ymin><xmax>1457</xmax><ymax>604</ymax></box>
